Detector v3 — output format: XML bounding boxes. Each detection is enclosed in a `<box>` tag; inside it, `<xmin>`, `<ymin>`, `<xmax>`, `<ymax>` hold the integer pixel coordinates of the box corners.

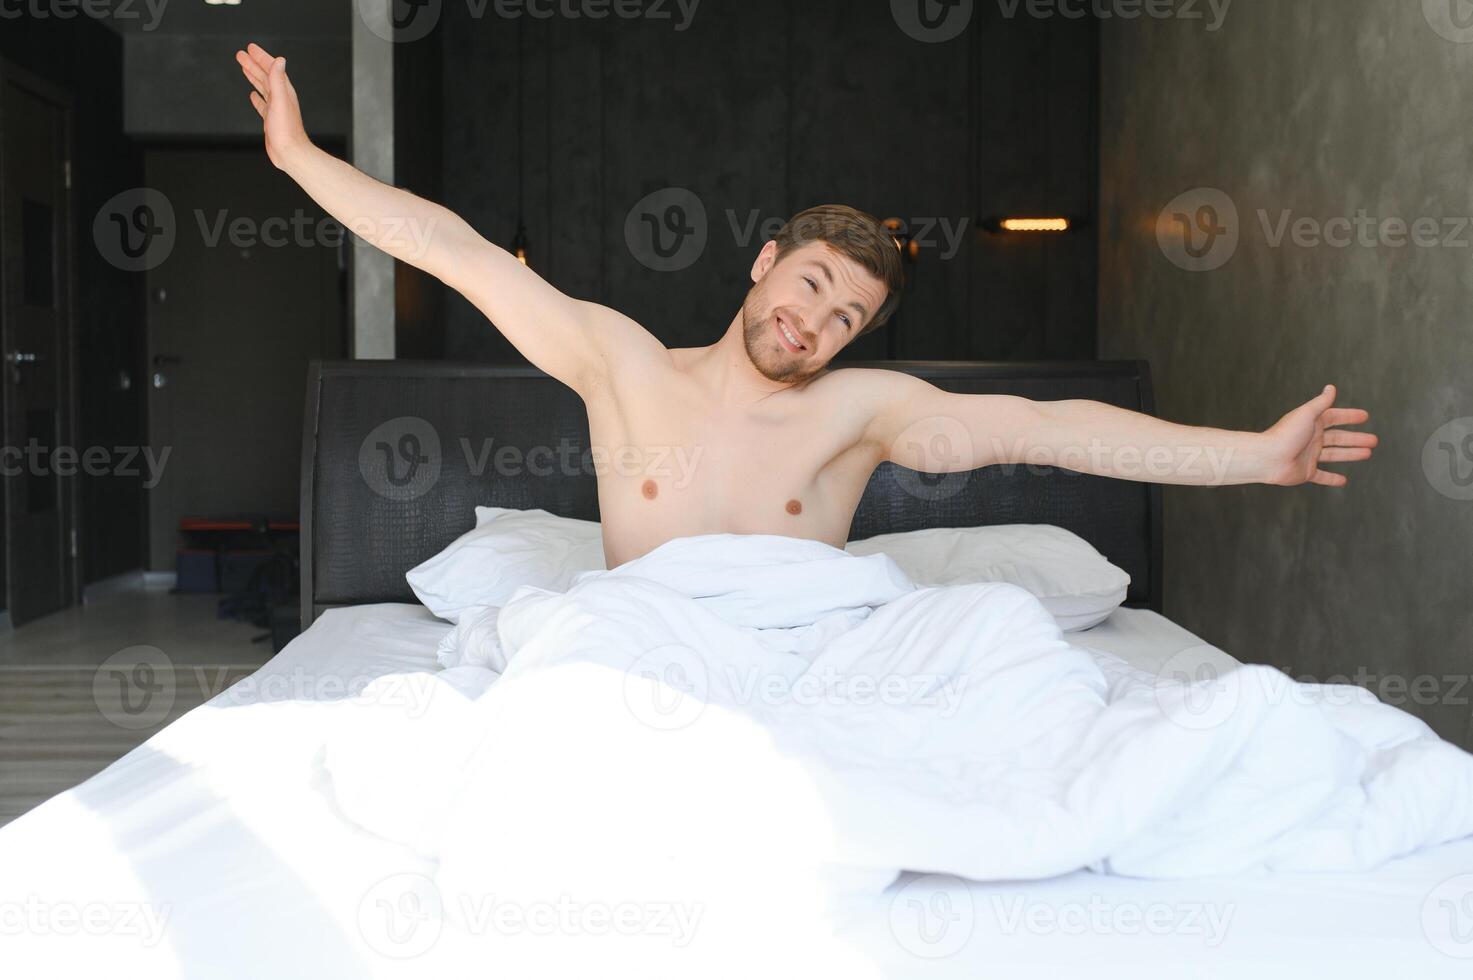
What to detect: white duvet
<box><xmin>317</xmin><ymin>533</ymin><xmax>1473</xmax><ymax>975</ymax></box>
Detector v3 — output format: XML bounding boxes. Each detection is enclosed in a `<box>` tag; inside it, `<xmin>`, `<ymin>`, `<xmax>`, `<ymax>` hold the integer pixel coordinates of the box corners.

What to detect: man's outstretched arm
<box><xmin>861</xmin><ymin>372</ymin><xmax>1377</xmax><ymax>488</ymax></box>
<box><xmin>235</xmin><ymin>43</ymin><xmax>618</xmax><ymax>395</ymax></box>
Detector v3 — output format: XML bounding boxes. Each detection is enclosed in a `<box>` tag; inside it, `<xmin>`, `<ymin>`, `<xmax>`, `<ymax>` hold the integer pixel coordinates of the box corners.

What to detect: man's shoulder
<box><xmin>805</xmin><ymin>364</ymin><xmax>927</xmax><ymax>402</ymax></box>
<box><xmin>798</xmin><ymin>367</ymin><xmax>933</xmax><ymax>445</ymax></box>
<box><xmin>576</xmin><ymin>301</ymin><xmax>670</xmax><ymax>361</ymax></box>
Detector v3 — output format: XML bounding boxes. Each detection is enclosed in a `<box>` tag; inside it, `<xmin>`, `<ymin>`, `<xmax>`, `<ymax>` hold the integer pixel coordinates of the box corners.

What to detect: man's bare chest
<box><xmin>583</xmin><ymin>383</ymin><xmax>873</xmax><ymax>516</ymax></box>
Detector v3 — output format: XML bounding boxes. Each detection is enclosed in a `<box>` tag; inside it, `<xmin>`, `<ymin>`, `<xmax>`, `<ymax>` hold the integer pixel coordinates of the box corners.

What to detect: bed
<box><xmin>1</xmin><ymin>360</ymin><xmax>1468</xmax><ymax>978</ymax></box>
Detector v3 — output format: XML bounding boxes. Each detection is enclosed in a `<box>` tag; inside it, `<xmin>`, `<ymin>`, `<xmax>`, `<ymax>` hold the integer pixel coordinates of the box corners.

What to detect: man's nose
<box><xmin>790</xmin><ymin>305</ymin><xmax>813</xmax><ymax>337</ymax></box>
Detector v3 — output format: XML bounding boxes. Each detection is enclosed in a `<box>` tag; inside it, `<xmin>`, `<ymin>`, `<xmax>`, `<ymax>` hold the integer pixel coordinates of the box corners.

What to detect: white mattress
<box><xmin>1</xmin><ymin>602</ymin><xmax>1469</xmax><ymax>977</ymax></box>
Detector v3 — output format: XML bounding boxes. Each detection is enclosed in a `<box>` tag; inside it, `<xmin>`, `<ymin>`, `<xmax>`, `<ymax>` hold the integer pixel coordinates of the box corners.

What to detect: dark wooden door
<box><xmin>1</xmin><ymin>64</ymin><xmax>75</xmax><ymax>626</ymax></box>
<box><xmin>144</xmin><ymin>148</ymin><xmax>345</xmax><ymax>570</ymax></box>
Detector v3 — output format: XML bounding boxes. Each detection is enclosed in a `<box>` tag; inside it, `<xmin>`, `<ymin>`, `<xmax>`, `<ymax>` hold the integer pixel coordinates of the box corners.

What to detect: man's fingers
<box><xmin>247</xmin><ymin>42</ymin><xmax>276</xmax><ymax>73</ymax></box>
<box><xmin>1324</xmin><ymin>407</ymin><xmax>1370</xmax><ymax>427</ymax></box>
<box><xmin>1310</xmin><ymin>469</ymin><xmax>1348</xmax><ymax>488</ymax></box>
<box><xmin>268</xmin><ymin>56</ymin><xmax>288</xmax><ymax>96</ymax></box>
<box><xmin>237</xmin><ymin>50</ymin><xmax>266</xmax><ymax>83</ymax></box>
<box><xmin>1324</xmin><ymin>429</ymin><xmax>1378</xmax><ymax>449</ymax></box>
<box><xmin>237</xmin><ymin>53</ymin><xmax>269</xmax><ymax>97</ymax></box>
<box><xmin>1319</xmin><ymin>447</ymin><xmax>1372</xmax><ymax>464</ymax></box>
<box><xmin>249</xmin><ymin>91</ymin><xmax>267</xmax><ymax>120</ymax></box>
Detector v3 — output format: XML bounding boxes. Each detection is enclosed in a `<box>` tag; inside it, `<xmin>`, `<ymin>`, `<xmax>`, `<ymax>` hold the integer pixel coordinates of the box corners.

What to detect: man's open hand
<box><xmin>235</xmin><ymin>42</ymin><xmax>310</xmax><ymax>171</ymax></box>
<box><xmin>1261</xmin><ymin>385</ymin><xmax>1377</xmax><ymax>488</ymax></box>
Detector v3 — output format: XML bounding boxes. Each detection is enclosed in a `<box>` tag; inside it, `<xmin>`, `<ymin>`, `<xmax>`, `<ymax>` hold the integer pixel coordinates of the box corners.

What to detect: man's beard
<box><xmin>741</xmin><ymin>297</ymin><xmax>821</xmax><ymax>384</ymax></box>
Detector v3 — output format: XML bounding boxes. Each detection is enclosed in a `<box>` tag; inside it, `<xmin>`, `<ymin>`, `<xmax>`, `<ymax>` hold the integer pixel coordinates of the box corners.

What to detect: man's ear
<box><xmin>750</xmin><ymin>240</ymin><xmax>779</xmax><ymax>284</ymax></box>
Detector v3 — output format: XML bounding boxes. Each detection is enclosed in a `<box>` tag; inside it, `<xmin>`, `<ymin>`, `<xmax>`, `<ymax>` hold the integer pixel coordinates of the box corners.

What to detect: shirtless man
<box><xmin>236</xmin><ymin>44</ymin><xmax>1377</xmax><ymax>568</ymax></box>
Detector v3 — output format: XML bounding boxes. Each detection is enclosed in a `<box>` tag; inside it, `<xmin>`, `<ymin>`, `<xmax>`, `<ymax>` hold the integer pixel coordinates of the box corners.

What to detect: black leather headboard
<box><xmin>300</xmin><ymin>360</ymin><xmax>1163</xmax><ymax>628</ymax></box>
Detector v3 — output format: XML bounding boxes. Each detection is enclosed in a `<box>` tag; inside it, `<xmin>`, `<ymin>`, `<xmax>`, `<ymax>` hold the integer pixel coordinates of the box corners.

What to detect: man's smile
<box><xmin>774</xmin><ymin>314</ymin><xmax>807</xmax><ymax>353</ymax></box>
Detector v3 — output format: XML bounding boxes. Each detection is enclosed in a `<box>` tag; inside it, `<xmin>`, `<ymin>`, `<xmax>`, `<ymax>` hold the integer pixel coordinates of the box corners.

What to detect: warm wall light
<box><xmin>511</xmin><ymin>223</ymin><xmax>529</xmax><ymax>266</ymax></box>
<box><xmin>991</xmin><ymin>217</ymin><xmax>1072</xmax><ymax>233</ymax></box>
<box><xmin>882</xmin><ymin>217</ymin><xmax>922</xmax><ymax>262</ymax></box>
<box><xmin>510</xmin><ymin>16</ymin><xmax>530</xmax><ymax>267</ymax></box>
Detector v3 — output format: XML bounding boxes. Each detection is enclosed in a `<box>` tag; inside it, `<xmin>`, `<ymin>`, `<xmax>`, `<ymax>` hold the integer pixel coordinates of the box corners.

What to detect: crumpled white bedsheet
<box><xmin>319</xmin><ymin>532</ymin><xmax>1473</xmax><ymax>975</ymax></box>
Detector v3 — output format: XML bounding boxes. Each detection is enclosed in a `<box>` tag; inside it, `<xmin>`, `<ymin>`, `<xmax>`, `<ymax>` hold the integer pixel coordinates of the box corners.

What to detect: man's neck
<box><xmin>681</xmin><ymin>315</ymin><xmax>799</xmax><ymax>406</ymax></box>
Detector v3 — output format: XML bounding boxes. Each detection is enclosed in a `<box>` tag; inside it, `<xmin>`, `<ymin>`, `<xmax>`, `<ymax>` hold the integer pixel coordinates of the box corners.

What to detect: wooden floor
<box><xmin>0</xmin><ymin>590</ymin><xmax>270</xmax><ymax>827</ymax></box>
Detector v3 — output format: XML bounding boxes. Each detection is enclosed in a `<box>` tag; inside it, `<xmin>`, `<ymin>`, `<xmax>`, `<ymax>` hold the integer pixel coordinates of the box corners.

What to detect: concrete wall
<box><xmin>1099</xmin><ymin>0</ymin><xmax>1473</xmax><ymax>748</ymax></box>
<box><xmin>351</xmin><ymin>3</ymin><xmax>395</xmax><ymax>359</ymax></box>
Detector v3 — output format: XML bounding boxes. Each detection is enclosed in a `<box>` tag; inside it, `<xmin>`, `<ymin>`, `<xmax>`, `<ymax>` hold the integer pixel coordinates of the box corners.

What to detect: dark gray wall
<box><xmin>1099</xmin><ymin>0</ymin><xmax>1473</xmax><ymax>749</ymax></box>
<box><xmin>123</xmin><ymin>35</ymin><xmax>350</xmax><ymax>139</ymax></box>
<box><xmin>395</xmin><ymin>0</ymin><xmax>1098</xmax><ymax>362</ymax></box>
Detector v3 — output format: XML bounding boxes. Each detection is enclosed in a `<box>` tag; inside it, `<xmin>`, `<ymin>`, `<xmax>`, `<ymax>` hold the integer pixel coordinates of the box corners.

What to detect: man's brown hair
<box><xmin>770</xmin><ymin>204</ymin><xmax>906</xmax><ymax>336</ymax></box>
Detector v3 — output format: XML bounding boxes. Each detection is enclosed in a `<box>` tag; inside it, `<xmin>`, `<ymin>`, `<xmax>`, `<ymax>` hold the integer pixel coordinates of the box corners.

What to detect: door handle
<box><xmin>152</xmin><ymin>354</ymin><xmax>181</xmax><ymax>389</ymax></box>
<box><xmin>5</xmin><ymin>350</ymin><xmax>41</xmax><ymax>384</ymax></box>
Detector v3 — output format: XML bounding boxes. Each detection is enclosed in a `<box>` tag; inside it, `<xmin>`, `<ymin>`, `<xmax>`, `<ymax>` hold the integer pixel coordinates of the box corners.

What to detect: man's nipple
<box><xmin>641</xmin><ymin>479</ymin><xmax>659</xmax><ymax>500</ymax></box>
<box><xmin>785</xmin><ymin>498</ymin><xmax>803</xmax><ymax>516</ymax></box>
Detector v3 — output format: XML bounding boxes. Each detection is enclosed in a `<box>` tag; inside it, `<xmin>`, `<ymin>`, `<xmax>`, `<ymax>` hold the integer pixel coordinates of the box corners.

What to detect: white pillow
<box><xmin>410</xmin><ymin>508</ymin><xmax>1129</xmax><ymax>632</ymax></box>
<box><xmin>406</xmin><ymin>507</ymin><xmax>605</xmax><ymax>622</ymax></box>
<box><xmin>844</xmin><ymin>524</ymin><xmax>1130</xmax><ymax>631</ymax></box>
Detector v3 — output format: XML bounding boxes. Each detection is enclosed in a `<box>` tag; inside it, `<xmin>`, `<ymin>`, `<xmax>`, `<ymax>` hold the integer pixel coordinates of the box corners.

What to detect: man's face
<box><xmin>741</xmin><ymin>240</ymin><xmax>889</xmax><ymax>383</ymax></box>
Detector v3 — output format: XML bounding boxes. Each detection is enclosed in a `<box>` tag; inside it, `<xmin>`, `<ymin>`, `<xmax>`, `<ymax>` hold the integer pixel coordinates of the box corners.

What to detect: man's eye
<box><xmin>838</xmin><ymin>314</ymin><xmax>852</xmax><ymax>330</ymax></box>
<box><xmin>804</xmin><ymin>277</ymin><xmax>817</xmax><ymax>291</ymax></box>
